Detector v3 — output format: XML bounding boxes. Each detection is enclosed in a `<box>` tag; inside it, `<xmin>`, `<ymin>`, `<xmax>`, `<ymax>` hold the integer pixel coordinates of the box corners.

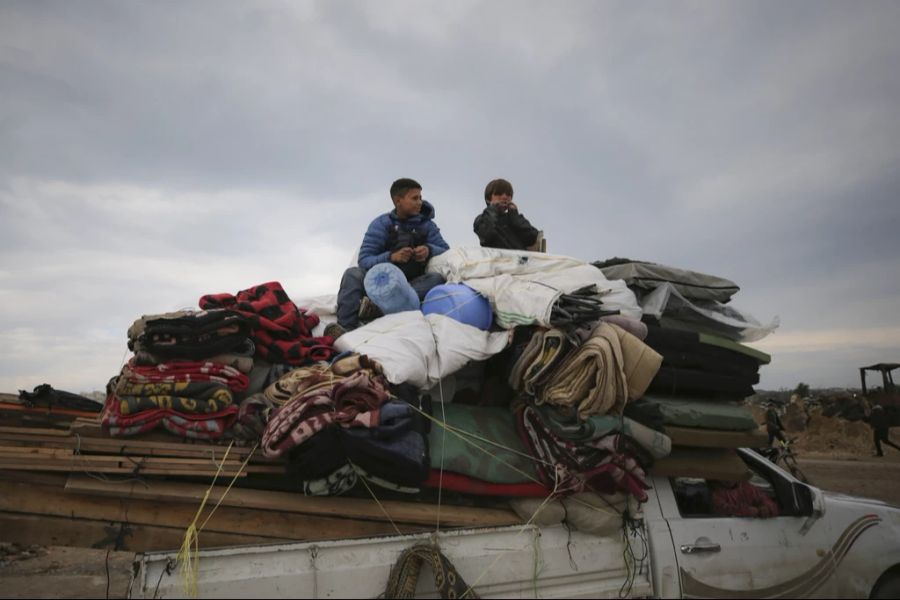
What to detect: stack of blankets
<box><xmin>595</xmin><ymin>259</ymin><xmax>773</xmax><ymax>481</ymax></box>
<box><xmin>258</xmin><ymin>353</ymin><xmax>430</xmax><ymax>495</ymax></box>
<box><xmin>440</xmin><ymin>315</ymin><xmax>670</xmax><ymax>501</ymax></box>
<box><xmin>105</xmin><ymin>308</ymin><xmax>253</xmax><ymax>439</ymax></box>
<box><xmin>104</xmin><ymin>281</ymin><xmax>337</xmax><ymax>441</ymax></box>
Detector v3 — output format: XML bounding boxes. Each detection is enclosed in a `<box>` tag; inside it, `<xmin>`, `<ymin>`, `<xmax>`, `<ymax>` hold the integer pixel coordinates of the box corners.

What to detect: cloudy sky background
<box><xmin>2</xmin><ymin>0</ymin><xmax>899</xmax><ymax>394</ymax></box>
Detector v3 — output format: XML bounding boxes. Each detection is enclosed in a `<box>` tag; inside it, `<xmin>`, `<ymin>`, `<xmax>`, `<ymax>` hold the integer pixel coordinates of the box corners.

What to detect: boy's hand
<box><xmin>391</xmin><ymin>248</ymin><xmax>413</xmax><ymax>263</ymax></box>
<box><xmin>507</xmin><ymin>202</ymin><xmax>518</xmax><ymax>213</ymax></box>
<box><xmin>412</xmin><ymin>245</ymin><xmax>429</xmax><ymax>262</ymax></box>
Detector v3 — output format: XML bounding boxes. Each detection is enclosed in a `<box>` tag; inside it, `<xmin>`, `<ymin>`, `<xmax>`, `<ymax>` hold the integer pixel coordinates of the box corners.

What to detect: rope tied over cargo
<box><xmin>176</xmin><ymin>441</ymin><xmax>257</xmax><ymax>598</ymax></box>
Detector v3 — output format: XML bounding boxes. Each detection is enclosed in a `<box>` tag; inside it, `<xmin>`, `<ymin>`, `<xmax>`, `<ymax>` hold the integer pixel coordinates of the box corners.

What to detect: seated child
<box><xmin>334</xmin><ymin>178</ymin><xmax>449</xmax><ymax>331</ymax></box>
<box><xmin>473</xmin><ymin>178</ymin><xmax>541</xmax><ymax>250</ymax></box>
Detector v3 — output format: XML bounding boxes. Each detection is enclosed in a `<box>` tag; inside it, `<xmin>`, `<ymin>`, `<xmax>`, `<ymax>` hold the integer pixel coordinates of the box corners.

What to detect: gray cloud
<box><xmin>1</xmin><ymin>0</ymin><xmax>899</xmax><ymax>392</ymax></box>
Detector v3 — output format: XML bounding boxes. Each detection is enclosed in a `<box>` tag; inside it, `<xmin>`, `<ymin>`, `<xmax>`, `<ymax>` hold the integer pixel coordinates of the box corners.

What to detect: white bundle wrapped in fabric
<box><xmin>427</xmin><ymin>247</ymin><xmax>642</xmax><ymax>328</ymax></box>
<box><xmin>333</xmin><ymin>311</ymin><xmax>511</xmax><ymax>389</ymax></box>
<box><xmin>427</xmin><ymin>247</ymin><xmax>586</xmax><ymax>280</ymax></box>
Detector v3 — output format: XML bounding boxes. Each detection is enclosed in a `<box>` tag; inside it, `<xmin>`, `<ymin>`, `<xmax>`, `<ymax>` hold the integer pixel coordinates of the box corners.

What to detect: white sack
<box><xmin>427</xmin><ymin>247</ymin><xmax>586</xmax><ymax>280</ymax></box>
<box><xmin>432</xmin><ymin>248</ymin><xmax>642</xmax><ymax>328</ymax></box>
<box><xmin>333</xmin><ymin>311</ymin><xmax>511</xmax><ymax>389</ymax></box>
<box><xmin>467</xmin><ymin>268</ymin><xmax>640</xmax><ymax>327</ymax></box>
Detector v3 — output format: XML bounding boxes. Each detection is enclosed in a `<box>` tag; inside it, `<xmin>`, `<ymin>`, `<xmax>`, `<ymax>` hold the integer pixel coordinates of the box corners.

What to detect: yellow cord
<box><xmin>176</xmin><ymin>442</ymin><xmax>258</xmax><ymax>598</ymax></box>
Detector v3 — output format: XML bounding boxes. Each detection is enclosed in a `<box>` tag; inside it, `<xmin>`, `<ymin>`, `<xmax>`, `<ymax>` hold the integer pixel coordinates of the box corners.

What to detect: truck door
<box><xmin>658</xmin><ymin>451</ymin><xmax>839</xmax><ymax>599</ymax></box>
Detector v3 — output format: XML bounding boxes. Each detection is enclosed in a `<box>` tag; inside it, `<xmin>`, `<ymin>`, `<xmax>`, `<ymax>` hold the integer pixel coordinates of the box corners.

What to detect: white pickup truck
<box><xmin>132</xmin><ymin>449</ymin><xmax>900</xmax><ymax>599</ymax></box>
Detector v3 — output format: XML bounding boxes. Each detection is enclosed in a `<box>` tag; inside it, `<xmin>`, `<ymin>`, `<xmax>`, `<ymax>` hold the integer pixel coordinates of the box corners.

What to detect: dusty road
<box><xmin>798</xmin><ymin>452</ymin><xmax>900</xmax><ymax>506</ymax></box>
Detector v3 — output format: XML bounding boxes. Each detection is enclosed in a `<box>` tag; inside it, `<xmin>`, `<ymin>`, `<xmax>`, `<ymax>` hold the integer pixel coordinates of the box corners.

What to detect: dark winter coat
<box><xmin>358</xmin><ymin>201</ymin><xmax>450</xmax><ymax>280</ymax></box>
<box><xmin>473</xmin><ymin>206</ymin><xmax>539</xmax><ymax>250</ymax></box>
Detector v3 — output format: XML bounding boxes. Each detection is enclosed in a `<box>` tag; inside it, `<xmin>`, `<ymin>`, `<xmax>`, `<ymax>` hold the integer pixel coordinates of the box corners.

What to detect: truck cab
<box><xmin>649</xmin><ymin>448</ymin><xmax>900</xmax><ymax>598</ymax></box>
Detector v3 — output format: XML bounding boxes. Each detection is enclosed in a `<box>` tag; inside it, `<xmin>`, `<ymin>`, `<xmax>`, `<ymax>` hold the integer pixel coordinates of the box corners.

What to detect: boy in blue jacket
<box><xmin>335</xmin><ymin>178</ymin><xmax>449</xmax><ymax>331</ymax></box>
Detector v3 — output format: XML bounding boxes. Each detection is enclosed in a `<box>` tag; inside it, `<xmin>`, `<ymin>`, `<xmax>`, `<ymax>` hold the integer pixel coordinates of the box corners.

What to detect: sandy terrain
<box><xmin>798</xmin><ymin>452</ymin><xmax>900</xmax><ymax>506</ymax></box>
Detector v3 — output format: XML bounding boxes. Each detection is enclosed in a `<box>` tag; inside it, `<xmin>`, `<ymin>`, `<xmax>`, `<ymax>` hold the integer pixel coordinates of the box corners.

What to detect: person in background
<box><xmin>473</xmin><ymin>178</ymin><xmax>542</xmax><ymax>250</ymax></box>
<box><xmin>868</xmin><ymin>404</ymin><xmax>900</xmax><ymax>457</ymax></box>
<box><xmin>765</xmin><ymin>401</ymin><xmax>787</xmax><ymax>448</ymax></box>
<box><xmin>331</xmin><ymin>178</ymin><xmax>449</xmax><ymax>335</ymax></box>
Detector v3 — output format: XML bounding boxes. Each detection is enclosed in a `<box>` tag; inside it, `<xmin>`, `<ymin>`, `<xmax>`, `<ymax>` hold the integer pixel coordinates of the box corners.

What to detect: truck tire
<box><xmin>872</xmin><ymin>573</ymin><xmax>900</xmax><ymax>599</ymax></box>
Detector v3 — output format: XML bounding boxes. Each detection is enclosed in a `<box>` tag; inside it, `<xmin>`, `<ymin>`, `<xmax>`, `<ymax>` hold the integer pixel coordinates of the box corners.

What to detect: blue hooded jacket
<box><xmin>357</xmin><ymin>200</ymin><xmax>449</xmax><ymax>279</ymax></box>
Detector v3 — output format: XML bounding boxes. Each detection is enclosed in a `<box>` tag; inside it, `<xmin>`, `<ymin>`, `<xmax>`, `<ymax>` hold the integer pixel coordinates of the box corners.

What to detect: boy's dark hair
<box><xmin>484</xmin><ymin>178</ymin><xmax>514</xmax><ymax>204</ymax></box>
<box><xmin>390</xmin><ymin>178</ymin><xmax>422</xmax><ymax>200</ymax></box>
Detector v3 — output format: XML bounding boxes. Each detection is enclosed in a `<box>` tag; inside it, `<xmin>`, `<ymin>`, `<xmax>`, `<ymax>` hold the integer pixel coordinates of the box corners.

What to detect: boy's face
<box><xmin>491</xmin><ymin>192</ymin><xmax>512</xmax><ymax>210</ymax></box>
<box><xmin>489</xmin><ymin>191</ymin><xmax>513</xmax><ymax>211</ymax></box>
<box><xmin>393</xmin><ymin>188</ymin><xmax>423</xmax><ymax>219</ymax></box>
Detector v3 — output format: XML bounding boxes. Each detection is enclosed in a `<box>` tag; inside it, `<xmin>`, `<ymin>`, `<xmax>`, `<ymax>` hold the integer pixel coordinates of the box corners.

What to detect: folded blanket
<box><xmin>231</xmin><ymin>393</ymin><xmax>278</xmax><ymax>441</ymax></box>
<box><xmin>261</xmin><ymin>370</ymin><xmax>391</xmax><ymax>458</ymax></box>
<box><xmin>539</xmin><ymin>322</ymin><xmax>661</xmax><ymax>419</ymax></box>
<box><xmin>533</xmin><ymin>404</ymin><xmax>671</xmax><ymax>459</ymax></box>
<box><xmin>633</xmin><ymin>395</ymin><xmax>759</xmax><ymax>431</ymax></box>
<box><xmin>424</xmin><ymin>470</ymin><xmax>550</xmax><ymax>497</ymax></box>
<box><xmin>264</xmin><ymin>354</ymin><xmax>383</xmax><ymax>405</ymax></box>
<box><xmin>102</xmin><ymin>391</ymin><xmax>237</xmax><ymax>440</ymax></box>
<box><xmin>114</xmin><ymin>380</ymin><xmax>234</xmax><ymax>415</ymax></box>
<box><xmin>429</xmin><ymin>403</ymin><xmax>540</xmax><ymax>484</ymax></box>
<box><xmin>120</xmin><ymin>359</ymin><xmax>249</xmax><ymax>392</ymax></box>
<box><xmin>517</xmin><ymin>405</ymin><xmax>651</xmax><ymax>501</ymax></box>
<box><xmin>648</xmin><ymin>366</ymin><xmax>757</xmax><ymax>398</ymax></box>
<box><xmin>523</xmin><ymin>329</ymin><xmax>571</xmax><ymax>395</ymax></box>
<box><xmin>199</xmin><ymin>281</ymin><xmax>335</xmax><ymax>365</ymax></box>
<box><xmin>538</xmin><ymin>322</ymin><xmax>628</xmax><ymax>419</ymax></box>
<box><xmin>128</xmin><ymin>309</ymin><xmax>251</xmax><ymax>360</ymax></box>
<box><xmin>133</xmin><ymin>339</ymin><xmax>257</xmax><ymax>374</ymax></box>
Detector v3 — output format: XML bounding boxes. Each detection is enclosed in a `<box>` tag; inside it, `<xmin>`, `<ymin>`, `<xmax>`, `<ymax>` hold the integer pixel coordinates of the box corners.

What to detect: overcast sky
<box><xmin>2</xmin><ymin>0</ymin><xmax>899</xmax><ymax>394</ymax></box>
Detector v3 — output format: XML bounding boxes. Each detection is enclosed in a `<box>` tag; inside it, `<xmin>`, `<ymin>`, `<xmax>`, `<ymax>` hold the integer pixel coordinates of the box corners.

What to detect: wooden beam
<box><xmin>0</xmin><ymin>429</ymin><xmax>271</xmax><ymax>462</ymax></box>
<box><xmin>0</xmin><ymin>511</ymin><xmax>279</xmax><ymax>552</ymax></box>
<box><xmin>66</xmin><ymin>475</ymin><xmax>522</xmax><ymax>528</ymax></box>
<box><xmin>1</xmin><ymin>480</ymin><xmax>425</xmax><ymax>541</ymax></box>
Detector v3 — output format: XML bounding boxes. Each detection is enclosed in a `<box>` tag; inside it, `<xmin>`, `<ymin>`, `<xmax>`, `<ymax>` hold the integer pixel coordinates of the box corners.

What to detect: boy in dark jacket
<box><xmin>473</xmin><ymin>178</ymin><xmax>541</xmax><ymax>250</ymax></box>
<box><xmin>335</xmin><ymin>178</ymin><xmax>449</xmax><ymax>331</ymax></box>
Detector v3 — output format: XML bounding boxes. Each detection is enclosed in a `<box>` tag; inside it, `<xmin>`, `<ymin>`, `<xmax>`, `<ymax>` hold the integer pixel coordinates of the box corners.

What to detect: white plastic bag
<box><xmin>641</xmin><ymin>283</ymin><xmax>779</xmax><ymax>342</ymax></box>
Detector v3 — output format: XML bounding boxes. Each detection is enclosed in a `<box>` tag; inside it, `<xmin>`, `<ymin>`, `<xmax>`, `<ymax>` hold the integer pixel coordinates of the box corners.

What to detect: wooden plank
<box><xmin>0</xmin><ymin>511</ymin><xmax>279</xmax><ymax>552</ymax></box>
<box><xmin>0</xmin><ymin>436</ymin><xmax>274</xmax><ymax>465</ymax></box>
<box><xmin>0</xmin><ymin>469</ymin><xmax>71</xmax><ymax>486</ymax></box>
<box><xmin>66</xmin><ymin>475</ymin><xmax>522</xmax><ymax>528</ymax></box>
<box><xmin>0</xmin><ymin>430</ymin><xmax>267</xmax><ymax>461</ymax></box>
<box><xmin>0</xmin><ymin>445</ymin><xmax>67</xmax><ymax>456</ymax></box>
<box><xmin>0</xmin><ymin>462</ymin><xmax>251</xmax><ymax>477</ymax></box>
<box><xmin>1</xmin><ymin>480</ymin><xmax>425</xmax><ymax>541</ymax></box>
<box><xmin>0</xmin><ymin>451</ymin><xmax>262</xmax><ymax>470</ymax></box>
<box><xmin>0</xmin><ymin>424</ymin><xmax>72</xmax><ymax>436</ymax></box>
<box><xmin>665</xmin><ymin>425</ymin><xmax>768</xmax><ymax>449</ymax></box>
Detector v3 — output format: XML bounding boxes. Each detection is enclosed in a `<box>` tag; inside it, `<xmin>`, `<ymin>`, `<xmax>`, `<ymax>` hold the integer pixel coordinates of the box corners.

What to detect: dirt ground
<box><xmin>798</xmin><ymin>453</ymin><xmax>900</xmax><ymax>506</ymax></box>
<box><xmin>750</xmin><ymin>402</ymin><xmax>900</xmax><ymax>506</ymax></box>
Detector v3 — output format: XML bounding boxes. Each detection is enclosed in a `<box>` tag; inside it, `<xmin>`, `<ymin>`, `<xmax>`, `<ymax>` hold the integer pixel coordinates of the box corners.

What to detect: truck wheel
<box><xmin>872</xmin><ymin>574</ymin><xmax>900</xmax><ymax>599</ymax></box>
